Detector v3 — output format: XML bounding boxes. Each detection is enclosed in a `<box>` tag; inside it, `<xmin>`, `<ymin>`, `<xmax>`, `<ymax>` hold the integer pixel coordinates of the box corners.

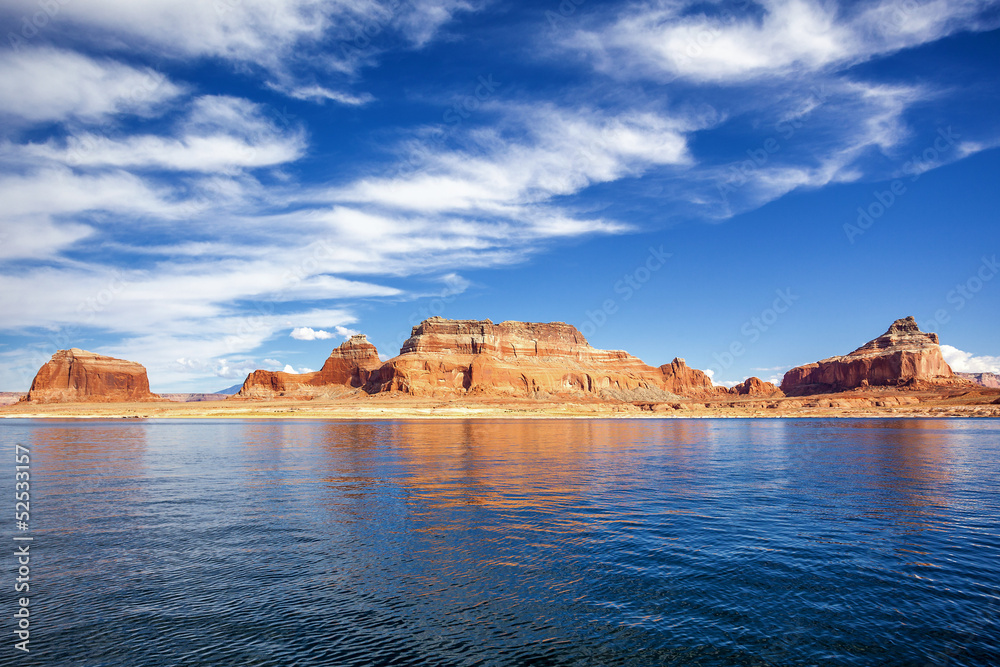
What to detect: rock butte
<box><xmin>780</xmin><ymin>317</ymin><xmax>968</xmax><ymax>396</ymax></box>
<box><xmin>731</xmin><ymin>376</ymin><xmax>784</xmax><ymax>398</ymax></box>
<box><xmin>236</xmin><ymin>335</ymin><xmax>382</xmax><ymax>400</ymax></box>
<box><xmin>24</xmin><ymin>348</ymin><xmax>160</xmax><ymax>404</ymax></box>
<box><xmin>237</xmin><ymin>318</ymin><xmax>779</xmax><ymax>401</ymax></box>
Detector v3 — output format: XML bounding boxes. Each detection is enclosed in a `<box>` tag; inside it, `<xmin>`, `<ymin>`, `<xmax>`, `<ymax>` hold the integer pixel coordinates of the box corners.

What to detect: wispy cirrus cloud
<box><xmin>563</xmin><ymin>0</ymin><xmax>1000</xmax><ymax>83</ymax></box>
<box><xmin>19</xmin><ymin>96</ymin><xmax>307</xmax><ymax>173</ymax></box>
<box><xmin>1</xmin><ymin>0</ymin><xmax>997</xmax><ymax>393</ymax></box>
<box><xmin>334</xmin><ymin>104</ymin><xmax>701</xmax><ymax>215</ymax></box>
<box><xmin>0</xmin><ymin>47</ymin><xmax>183</xmax><ymax>124</ymax></box>
<box><xmin>549</xmin><ymin>0</ymin><xmax>1000</xmax><ymax>220</ymax></box>
<box><xmin>0</xmin><ymin>0</ymin><xmax>484</xmax><ymax>102</ymax></box>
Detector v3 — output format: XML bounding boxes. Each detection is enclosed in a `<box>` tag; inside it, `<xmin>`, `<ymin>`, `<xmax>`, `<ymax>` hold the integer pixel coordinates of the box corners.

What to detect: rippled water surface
<box><xmin>2</xmin><ymin>418</ymin><xmax>999</xmax><ymax>666</ymax></box>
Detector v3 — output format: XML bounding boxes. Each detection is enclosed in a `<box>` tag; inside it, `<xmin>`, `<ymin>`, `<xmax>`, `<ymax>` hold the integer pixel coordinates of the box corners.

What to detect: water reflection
<box><xmin>1</xmin><ymin>418</ymin><xmax>997</xmax><ymax>666</ymax></box>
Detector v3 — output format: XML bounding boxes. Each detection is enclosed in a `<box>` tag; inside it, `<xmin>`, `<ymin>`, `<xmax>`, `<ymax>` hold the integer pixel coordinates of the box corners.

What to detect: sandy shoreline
<box><xmin>2</xmin><ymin>392</ymin><xmax>999</xmax><ymax>420</ymax></box>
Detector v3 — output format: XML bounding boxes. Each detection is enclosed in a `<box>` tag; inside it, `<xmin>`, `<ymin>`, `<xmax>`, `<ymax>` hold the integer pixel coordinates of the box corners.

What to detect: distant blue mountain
<box><xmin>215</xmin><ymin>384</ymin><xmax>243</xmax><ymax>395</ymax></box>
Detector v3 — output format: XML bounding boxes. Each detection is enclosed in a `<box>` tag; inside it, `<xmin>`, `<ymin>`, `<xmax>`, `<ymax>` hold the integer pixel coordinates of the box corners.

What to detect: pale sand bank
<box><xmin>2</xmin><ymin>393</ymin><xmax>998</xmax><ymax>420</ymax></box>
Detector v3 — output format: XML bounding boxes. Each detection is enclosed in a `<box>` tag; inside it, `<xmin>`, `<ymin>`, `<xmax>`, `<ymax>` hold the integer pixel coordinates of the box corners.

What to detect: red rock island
<box><xmin>24</xmin><ymin>348</ymin><xmax>161</xmax><ymax>403</ymax></box>
<box><xmin>780</xmin><ymin>316</ymin><xmax>962</xmax><ymax>396</ymax></box>
<box><xmin>237</xmin><ymin>317</ymin><xmax>780</xmax><ymax>400</ymax></box>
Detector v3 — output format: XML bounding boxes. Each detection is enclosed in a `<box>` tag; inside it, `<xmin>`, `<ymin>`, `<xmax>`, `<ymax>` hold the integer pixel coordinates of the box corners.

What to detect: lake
<box><xmin>2</xmin><ymin>418</ymin><xmax>998</xmax><ymax>666</ymax></box>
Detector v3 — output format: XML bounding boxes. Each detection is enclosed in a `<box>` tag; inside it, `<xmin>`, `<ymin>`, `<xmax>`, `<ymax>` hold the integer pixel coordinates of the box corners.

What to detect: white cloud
<box><xmin>565</xmin><ymin>0</ymin><xmax>999</xmax><ymax>83</ymax></box>
<box><xmin>397</xmin><ymin>0</ymin><xmax>481</xmax><ymax>47</ymax></box>
<box><xmin>0</xmin><ymin>219</ymin><xmax>93</xmax><ymax>261</ymax></box>
<box><xmin>941</xmin><ymin>345</ymin><xmax>1000</xmax><ymax>373</ymax></box>
<box><xmin>686</xmin><ymin>80</ymin><xmax>928</xmax><ymax>219</ymax></box>
<box><xmin>0</xmin><ymin>0</ymin><xmax>481</xmax><ymax>95</ymax></box>
<box><xmin>290</xmin><ymin>327</ymin><xmax>334</xmax><ymax>341</ymax></box>
<box><xmin>213</xmin><ymin>359</ymin><xmax>264</xmax><ymax>381</ymax></box>
<box><xmin>0</xmin><ymin>47</ymin><xmax>182</xmax><ymax>123</ymax></box>
<box><xmin>290</xmin><ymin>325</ymin><xmax>361</xmax><ymax>341</ymax></box>
<box><xmin>334</xmin><ymin>326</ymin><xmax>360</xmax><ymax>338</ymax></box>
<box><xmin>282</xmin><ymin>364</ymin><xmax>298</xmax><ymax>374</ymax></box>
<box><xmin>18</xmin><ymin>95</ymin><xmax>306</xmax><ymax>173</ymax></box>
<box><xmin>0</xmin><ymin>166</ymin><xmax>193</xmax><ymax>261</ymax></box>
<box><xmin>275</xmin><ymin>84</ymin><xmax>375</xmax><ymax>106</ymax></box>
<box><xmin>335</xmin><ymin>104</ymin><xmax>697</xmax><ymax>215</ymax></box>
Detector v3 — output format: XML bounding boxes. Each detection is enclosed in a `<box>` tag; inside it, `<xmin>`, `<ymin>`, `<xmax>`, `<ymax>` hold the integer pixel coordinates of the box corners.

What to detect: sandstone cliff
<box><xmin>658</xmin><ymin>358</ymin><xmax>724</xmax><ymax>398</ymax></box>
<box><xmin>364</xmin><ymin>318</ymin><xmax>683</xmax><ymax>400</ymax></box>
<box><xmin>235</xmin><ymin>318</ymin><xmax>726</xmax><ymax>401</ymax></box>
<box><xmin>25</xmin><ymin>349</ymin><xmax>160</xmax><ymax>403</ymax></box>
<box><xmin>730</xmin><ymin>377</ymin><xmax>784</xmax><ymax>397</ymax></box>
<box><xmin>780</xmin><ymin>317</ymin><xmax>962</xmax><ymax>396</ymax></box>
<box><xmin>236</xmin><ymin>335</ymin><xmax>382</xmax><ymax>399</ymax></box>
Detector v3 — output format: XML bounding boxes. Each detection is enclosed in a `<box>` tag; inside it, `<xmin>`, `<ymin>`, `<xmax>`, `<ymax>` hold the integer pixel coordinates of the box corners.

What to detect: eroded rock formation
<box><xmin>236</xmin><ymin>335</ymin><xmax>383</xmax><ymax>399</ymax></box>
<box><xmin>364</xmin><ymin>318</ymin><xmax>683</xmax><ymax>400</ymax></box>
<box><xmin>730</xmin><ymin>377</ymin><xmax>784</xmax><ymax>397</ymax></box>
<box><xmin>236</xmin><ymin>318</ymin><xmax>727</xmax><ymax>401</ymax></box>
<box><xmin>780</xmin><ymin>317</ymin><xmax>962</xmax><ymax>396</ymax></box>
<box><xmin>25</xmin><ymin>349</ymin><xmax>160</xmax><ymax>403</ymax></box>
<box><xmin>658</xmin><ymin>358</ymin><xmax>723</xmax><ymax>398</ymax></box>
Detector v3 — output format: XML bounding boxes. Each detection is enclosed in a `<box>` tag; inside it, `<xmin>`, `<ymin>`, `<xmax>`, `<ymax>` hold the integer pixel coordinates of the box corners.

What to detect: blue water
<box><xmin>1</xmin><ymin>418</ymin><xmax>999</xmax><ymax>666</ymax></box>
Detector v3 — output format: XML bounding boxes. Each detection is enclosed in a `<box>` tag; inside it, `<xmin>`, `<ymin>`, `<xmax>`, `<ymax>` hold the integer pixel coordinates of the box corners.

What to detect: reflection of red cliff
<box><xmin>781</xmin><ymin>317</ymin><xmax>965</xmax><ymax>396</ymax></box>
<box><xmin>237</xmin><ymin>335</ymin><xmax>383</xmax><ymax>399</ymax></box>
<box><xmin>25</xmin><ymin>349</ymin><xmax>160</xmax><ymax>403</ymax></box>
<box><xmin>237</xmin><ymin>317</ymin><xmax>733</xmax><ymax>400</ymax></box>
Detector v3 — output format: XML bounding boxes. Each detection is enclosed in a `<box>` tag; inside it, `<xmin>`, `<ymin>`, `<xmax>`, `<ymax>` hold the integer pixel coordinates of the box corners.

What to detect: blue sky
<box><xmin>1</xmin><ymin>0</ymin><xmax>998</xmax><ymax>392</ymax></box>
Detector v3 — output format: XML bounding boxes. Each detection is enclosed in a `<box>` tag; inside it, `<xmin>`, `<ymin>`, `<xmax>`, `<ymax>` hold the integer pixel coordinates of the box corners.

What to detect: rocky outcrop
<box><xmin>658</xmin><ymin>358</ymin><xmax>724</xmax><ymax>398</ymax></box>
<box><xmin>364</xmin><ymin>318</ymin><xmax>685</xmax><ymax>399</ymax></box>
<box><xmin>780</xmin><ymin>317</ymin><xmax>962</xmax><ymax>396</ymax></box>
<box><xmin>24</xmin><ymin>349</ymin><xmax>160</xmax><ymax>403</ymax></box>
<box><xmin>730</xmin><ymin>377</ymin><xmax>784</xmax><ymax>397</ymax></box>
<box><xmin>236</xmin><ymin>335</ymin><xmax>382</xmax><ymax>399</ymax></box>
<box><xmin>235</xmin><ymin>318</ymin><xmax>727</xmax><ymax>401</ymax></box>
<box><xmin>957</xmin><ymin>372</ymin><xmax>1000</xmax><ymax>389</ymax></box>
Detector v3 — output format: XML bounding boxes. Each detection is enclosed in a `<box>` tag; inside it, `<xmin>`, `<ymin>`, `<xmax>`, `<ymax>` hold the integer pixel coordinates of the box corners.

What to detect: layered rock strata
<box><xmin>237</xmin><ymin>318</ymin><xmax>727</xmax><ymax>401</ymax></box>
<box><xmin>780</xmin><ymin>317</ymin><xmax>962</xmax><ymax>396</ymax></box>
<box><xmin>236</xmin><ymin>335</ymin><xmax>383</xmax><ymax>399</ymax></box>
<box><xmin>365</xmin><ymin>318</ymin><xmax>686</xmax><ymax>399</ymax></box>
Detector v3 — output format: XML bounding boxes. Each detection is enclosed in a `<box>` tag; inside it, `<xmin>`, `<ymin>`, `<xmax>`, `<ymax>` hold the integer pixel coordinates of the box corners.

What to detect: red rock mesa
<box><xmin>24</xmin><ymin>348</ymin><xmax>160</xmax><ymax>403</ymax></box>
